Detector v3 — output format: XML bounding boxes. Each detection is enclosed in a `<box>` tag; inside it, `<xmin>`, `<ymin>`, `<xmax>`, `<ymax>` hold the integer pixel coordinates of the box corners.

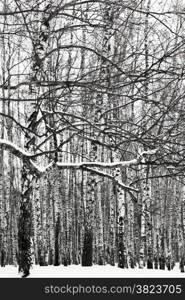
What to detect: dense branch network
<box><xmin>0</xmin><ymin>138</ymin><xmax>157</xmax><ymax>193</ymax></box>
<box><xmin>0</xmin><ymin>0</ymin><xmax>185</xmax><ymax>276</ymax></box>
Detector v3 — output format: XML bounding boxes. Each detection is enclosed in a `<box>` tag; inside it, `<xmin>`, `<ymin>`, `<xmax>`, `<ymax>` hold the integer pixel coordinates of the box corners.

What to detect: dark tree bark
<box><xmin>18</xmin><ymin>164</ymin><xmax>33</xmax><ymax>277</ymax></box>
<box><xmin>82</xmin><ymin>226</ymin><xmax>93</xmax><ymax>266</ymax></box>
<box><xmin>54</xmin><ymin>213</ymin><xmax>60</xmax><ymax>266</ymax></box>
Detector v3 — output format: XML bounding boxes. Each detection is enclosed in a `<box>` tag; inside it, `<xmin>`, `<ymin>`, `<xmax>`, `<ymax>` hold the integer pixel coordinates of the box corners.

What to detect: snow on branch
<box><xmin>0</xmin><ymin>139</ymin><xmax>42</xmax><ymax>174</ymax></box>
<box><xmin>55</xmin><ymin>149</ymin><xmax>157</xmax><ymax>169</ymax></box>
<box><xmin>0</xmin><ymin>139</ymin><xmax>32</xmax><ymax>159</ymax></box>
<box><xmin>0</xmin><ymin>138</ymin><xmax>157</xmax><ymax>180</ymax></box>
<box><xmin>30</xmin><ymin>160</ymin><xmax>54</xmax><ymax>174</ymax></box>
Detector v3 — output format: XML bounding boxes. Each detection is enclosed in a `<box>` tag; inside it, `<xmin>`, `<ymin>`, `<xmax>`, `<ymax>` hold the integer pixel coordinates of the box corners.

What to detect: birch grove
<box><xmin>0</xmin><ymin>0</ymin><xmax>185</xmax><ymax>277</ymax></box>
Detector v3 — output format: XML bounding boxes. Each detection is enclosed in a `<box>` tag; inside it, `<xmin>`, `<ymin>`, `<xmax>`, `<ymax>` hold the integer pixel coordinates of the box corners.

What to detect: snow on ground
<box><xmin>0</xmin><ymin>264</ymin><xmax>185</xmax><ymax>278</ymax></box>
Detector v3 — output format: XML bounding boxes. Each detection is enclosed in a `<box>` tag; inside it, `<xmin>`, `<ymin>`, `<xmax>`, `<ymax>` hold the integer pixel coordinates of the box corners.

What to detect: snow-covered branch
<box><xmin>56</xmin><ymin>159</ymin><xmax>136</xmax><ymax>169</ymax></box>
<box><xmin>0</xmin><ymin>139</ymin><xmax>32</xmax><ymax>159</ymax></box>
<box><xmin>0</xmin><ymin>138</ymin><xmax>157</xmax><ymax>179</ymax></box>
<box><xmin>0</xmin><ymin>139</ymin><xmax>42</xmax><ymax>175</ymax></box>
<box><xmin>55</xmin><ymin>149</ymin><xmax>157</xmax><ymax>169</ymax></box>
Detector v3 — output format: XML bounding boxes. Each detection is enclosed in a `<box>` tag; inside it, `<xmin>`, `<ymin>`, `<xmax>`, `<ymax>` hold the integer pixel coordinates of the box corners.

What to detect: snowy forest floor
<box><xmin>0</xmin><ymin>264</ymin><xmax>185</xmax><ymax>278</ymax></box>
